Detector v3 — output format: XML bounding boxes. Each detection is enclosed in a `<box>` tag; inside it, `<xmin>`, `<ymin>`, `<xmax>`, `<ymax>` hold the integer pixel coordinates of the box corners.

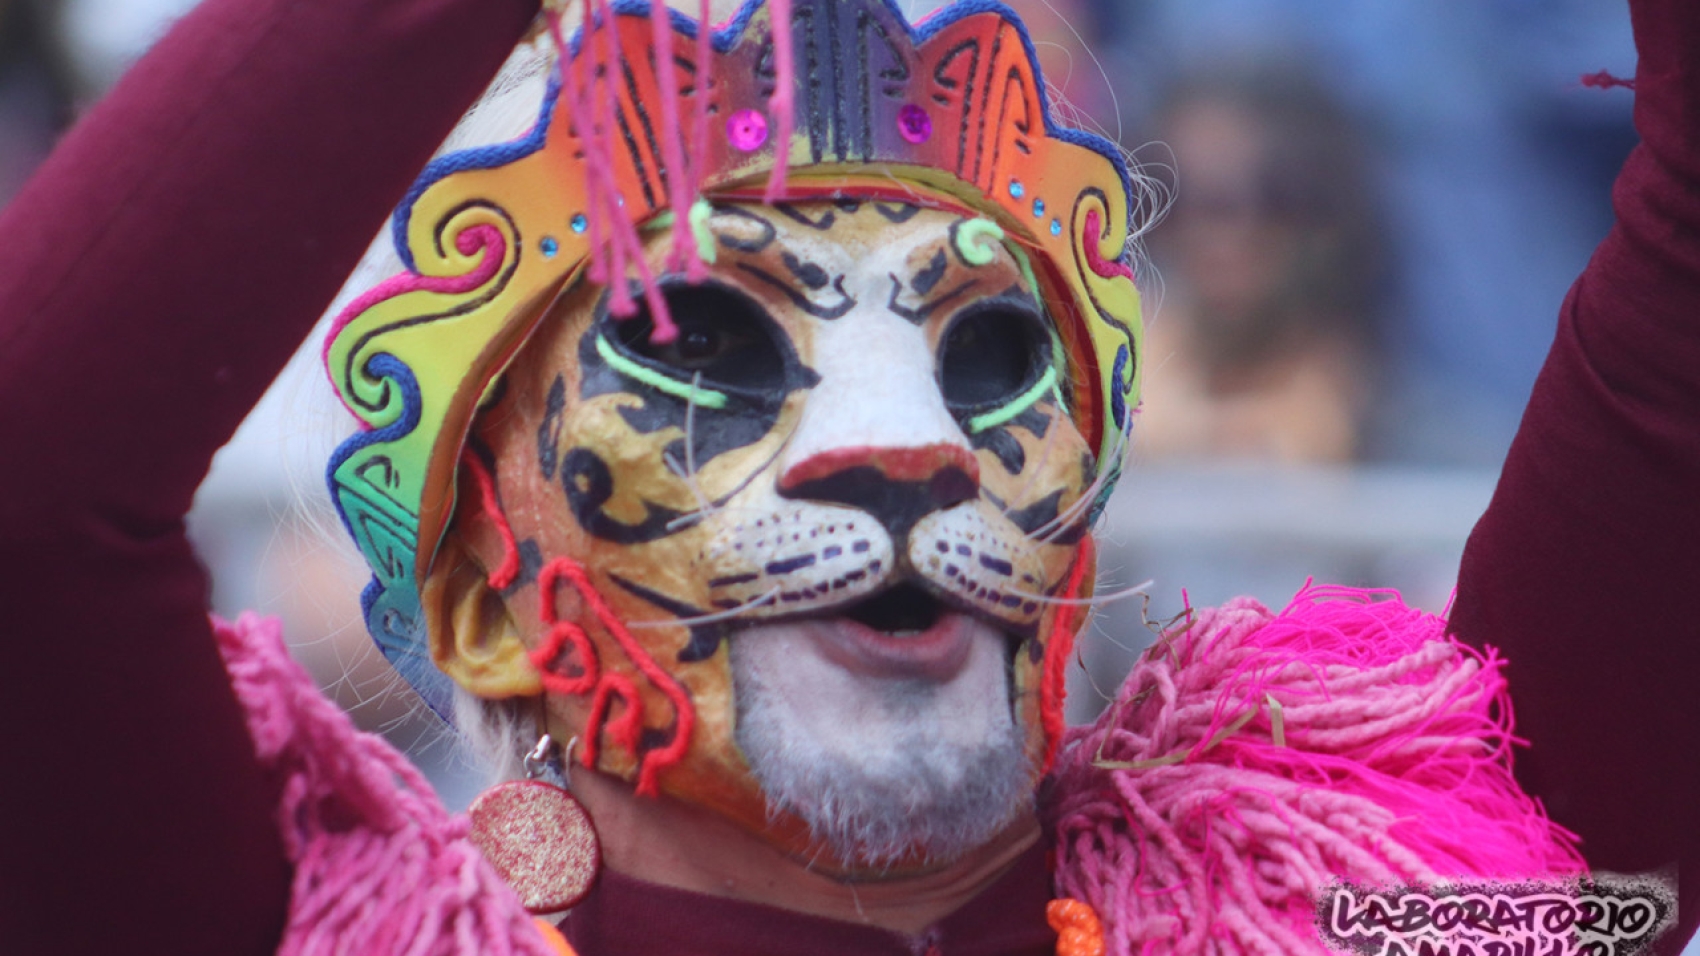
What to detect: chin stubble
<box><xmin>730</xmin><ymin>643</ymin><xmax>1035</xmax><ymax>871</ymax></box>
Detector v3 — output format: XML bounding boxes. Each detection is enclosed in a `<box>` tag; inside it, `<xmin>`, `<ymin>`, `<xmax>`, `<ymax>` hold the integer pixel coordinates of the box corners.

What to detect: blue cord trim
<box><xmin>325</xmin><ymin>353</ymin><xmax>423</xmax><ymax>542</ymax></box>
<box><xmin>1109</xmin><ymin>343</ymin><xmax>1130</xmax><ymax>429</ymax></box>
<box><xmin>393</xmin><ymin>72</ymin><xmax>563</xmax><ymax>272</ymax></box>
<box><xmin>325</xmin><ymin>356</ymin><xmax>456</xmax><ymax>719</ymax></box>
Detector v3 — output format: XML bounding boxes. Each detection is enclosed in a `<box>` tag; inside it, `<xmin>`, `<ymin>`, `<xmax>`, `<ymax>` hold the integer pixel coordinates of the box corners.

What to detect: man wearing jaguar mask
<box><xmin>317</xmin><ymin>0</ymin><xmax>1149</xmax><ymax>931</ymax></box>
<box><xmin>425</xmin><ymin>197</ymin><xmax>1093</xmax><ymax>936</ymax></box>
<box><xmin>0</xmin><ymin>0</ymin><xmax>1695</xmax><ymax>953</ymax></box>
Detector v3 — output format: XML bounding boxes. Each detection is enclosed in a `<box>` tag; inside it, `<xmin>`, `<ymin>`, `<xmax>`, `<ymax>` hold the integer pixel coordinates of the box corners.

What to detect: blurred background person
<box><xmin>1063</xmin><ymin>1</ymin><xmax>1638</xmax><ymax>719</ymax></box>
<box><xmin>1136</xmin><ymin>61</ymin><xmax>1387</xmax><ymax>464</ymax></box>
<box><xmin>1107</xmin><ymin>0</ymin><xmax>1638</xmax><ymax>464</ymax></box>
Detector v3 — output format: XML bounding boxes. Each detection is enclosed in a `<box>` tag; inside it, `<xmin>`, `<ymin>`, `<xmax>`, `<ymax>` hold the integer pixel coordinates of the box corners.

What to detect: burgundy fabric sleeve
<box><xmin>1450</xmin><ymin>0</ymin><xmax>1699</xmax><ymax>950</ymax></box>
<box><xmin>0</xmin><ymin>0</ymin><xmax>536</xmax><ymax>952</ymax></box>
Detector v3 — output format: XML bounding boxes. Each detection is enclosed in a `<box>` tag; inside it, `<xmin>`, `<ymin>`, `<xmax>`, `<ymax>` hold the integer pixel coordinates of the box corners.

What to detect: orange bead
<box><xmin>1047</xmin><ymin>898</ymin><xmax>1106</xmax><ymax>956</ymax></box>
<box><xmin>533</xmin><ymin>918</ymin><xmax>578</xmax><ymax>956</ymax></box>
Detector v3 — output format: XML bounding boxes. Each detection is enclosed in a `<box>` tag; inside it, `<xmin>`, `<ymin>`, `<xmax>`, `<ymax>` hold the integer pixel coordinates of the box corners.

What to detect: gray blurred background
<box><xmin>7</xmin><ymin>0</ymin><xmax>1638</xmax><ymax>803</ymax></box>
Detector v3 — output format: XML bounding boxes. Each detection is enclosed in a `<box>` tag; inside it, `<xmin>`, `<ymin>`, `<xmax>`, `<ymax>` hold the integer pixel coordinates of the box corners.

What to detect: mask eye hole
<box><xmin>613</xmin><ymin>283</ymin><xmax>788</xmax><ymax>393</ymax></box>
<box><xmin>938</xmin><ymin>304</ymin><xmax>1051</xmax><ymax>410</ymax></box>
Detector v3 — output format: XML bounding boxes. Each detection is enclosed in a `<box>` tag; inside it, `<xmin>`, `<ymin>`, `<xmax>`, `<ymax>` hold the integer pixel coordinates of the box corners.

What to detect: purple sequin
<box><xmin>897</xmin><ymin>104</ymin><xmax>932</xmax><ymax>144</ymax></box>
<box><xmin>727</xmin><ymin>109</ymin><xmax>769</xmax><ymax>151</ymax></box>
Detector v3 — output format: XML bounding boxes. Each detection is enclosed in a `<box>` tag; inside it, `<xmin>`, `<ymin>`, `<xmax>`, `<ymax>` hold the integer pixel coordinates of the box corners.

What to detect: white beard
<box><xmin>728</xmin><ymin>617</ymin><xmax>1035</xmax><ymax>871</ymax></box>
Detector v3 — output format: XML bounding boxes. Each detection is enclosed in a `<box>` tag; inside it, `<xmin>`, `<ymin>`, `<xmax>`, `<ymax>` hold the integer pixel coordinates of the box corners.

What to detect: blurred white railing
<box><xmin>1072</xmin><ymin>461</ymin><xmax>1500</xmax><ymax>720</ymax></box>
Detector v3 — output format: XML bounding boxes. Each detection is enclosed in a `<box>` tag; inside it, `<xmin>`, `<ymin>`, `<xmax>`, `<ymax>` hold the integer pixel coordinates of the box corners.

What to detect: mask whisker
<box><xmin>1027</xmin><ymin>414</ymin><xmax>1133</xmax><ymax>543</ymax></box>
<box><xmin>1006</xmin><ymin>578</ymin><xmax>1153</xmax><ymax>608</ymax></box>
<box><xmin>661</xmin><ymin>500</ymin><xmax>773</xmax><ymax>533</ymax></box>
<box><xmin>664</xmin><ymin>371</ymin><xmax>716</xmax><ymax>517</ymax></box>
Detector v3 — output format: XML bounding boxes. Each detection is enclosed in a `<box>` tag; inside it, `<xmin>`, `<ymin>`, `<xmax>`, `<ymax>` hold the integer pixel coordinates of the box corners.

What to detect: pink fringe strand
<box><xmin>212</xmin><ymin>614</ymin><xmax>554</xmax><ymax>956</ymax></box>
<box><xmin>763</xmin><ymin>0</ymin><xmax>795</xmax><ymax>202</ymax></box>
<box><xmin>546</xmin><ymin>0</ymin><xmax>800</xmax><ymax>340</ymax></box>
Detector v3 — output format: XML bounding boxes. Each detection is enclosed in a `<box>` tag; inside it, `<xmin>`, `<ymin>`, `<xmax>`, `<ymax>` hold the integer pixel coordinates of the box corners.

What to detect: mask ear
<box><xmin>422</xmin><ymin>531</ymin><xmax>543</xmax><ymax>699</ymax></box>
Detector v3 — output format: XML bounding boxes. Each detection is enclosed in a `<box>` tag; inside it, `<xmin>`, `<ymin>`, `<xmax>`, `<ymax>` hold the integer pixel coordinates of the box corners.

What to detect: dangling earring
<box><xmin>468</xmin><ymin>734</ymin><xmax>603</xmax><ymax>913</ymax></box>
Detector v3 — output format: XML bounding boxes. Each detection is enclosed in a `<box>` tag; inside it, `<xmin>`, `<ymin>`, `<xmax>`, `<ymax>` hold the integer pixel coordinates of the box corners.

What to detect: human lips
<box><xmin>733</xmin><ymin>579</ymin><xmax>1019</xmax><ymax>681</ymax></box>
<box><xmin>796</xmin><ymin>611</ymin><xmax>991</xmax><ymax>681</ymax></box>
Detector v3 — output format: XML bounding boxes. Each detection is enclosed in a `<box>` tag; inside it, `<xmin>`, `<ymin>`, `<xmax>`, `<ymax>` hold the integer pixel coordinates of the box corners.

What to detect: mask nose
<box><xmin>774</xmin><ymin>283</ymin><xmax>980</xmax><ymax>539</ymax></box>
<box><xmin>778</xmin><ymin>444</ymin><xmax>981</xmax><ymax>539</ymax></box>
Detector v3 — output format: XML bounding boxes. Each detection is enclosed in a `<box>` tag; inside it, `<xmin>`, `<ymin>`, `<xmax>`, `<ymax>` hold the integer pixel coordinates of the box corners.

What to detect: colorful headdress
<box><xmin>325</xmin><ymin>0</ymin><xmax>1143</xmax><ymax>713</ymax></box>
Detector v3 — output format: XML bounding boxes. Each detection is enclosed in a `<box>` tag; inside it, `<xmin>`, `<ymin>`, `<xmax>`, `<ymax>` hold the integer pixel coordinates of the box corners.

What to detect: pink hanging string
<box><xmin>542</xmin><ymin>0</ymin><xmax>798</xmax><ymax>339</ymax></box>
<box><xmin>650</xmin><ymin>0</ymin><xmax>704</xmax><ymax>280</ymax></box>
<box><xmin>546</xmin><ymin>9</ymin><xmax>610</xmax><ymax>286</ymax></box>
<box><xmin>213</xmin><ymin>614</ymin><xmax>555</xmax><ymax>955</ymax></box>
<box><xmin>546</xmin><ymin>3</ymin><xmax>681</xmax><ymax>342</ymax></box>
<box><xmin>589</xmin><ymin>0</ymin><xmax>633</xmax><ymax>316</ymax></box>
<box><xmin>764</xmin><ymin>0</ymin><xmax>795</xmax><ymax>202</ymax></box>
<box><xmin>691</xmin><ymin>0</ymin><xmax>715</xmax><ymax>210</ymax></box>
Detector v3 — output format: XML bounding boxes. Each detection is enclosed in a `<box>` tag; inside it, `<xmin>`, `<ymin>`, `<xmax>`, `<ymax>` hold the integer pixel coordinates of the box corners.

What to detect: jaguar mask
<box><xmin>434</xmin><ymin>199</ymin><xmax>1096</xmax><ymax>867</ymax></box>
<box><xmin>324</xmin><ymin>0</ymin><xmax>1141</xmax><ymax>874</ymax></box>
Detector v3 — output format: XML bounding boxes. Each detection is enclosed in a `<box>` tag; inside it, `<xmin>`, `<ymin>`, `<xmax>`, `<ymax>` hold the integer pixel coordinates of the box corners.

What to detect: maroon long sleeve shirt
<box><xmin>0</xmin><ymin>1</ymin><xmax>536</xmax><ymax>952</ymax></box>
<box><xmin>0</xmin><ymin>0</ymin><xmax>1693</xmax><ymax>953</ymax></box>
<box><xmin>1449</xmin><ymin>1</ymin><xmax>1700</xmax><ymax>950</ymax></box>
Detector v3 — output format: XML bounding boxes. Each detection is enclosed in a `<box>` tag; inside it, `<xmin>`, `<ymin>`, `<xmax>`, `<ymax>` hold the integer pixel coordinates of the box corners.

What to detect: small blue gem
<box><xmin>1033</xmin><ymin>198</ymin><xmax>1045</xmax><ymax>217</ymax></box>
<box><xmin>571</xmin><ymin>214</ymin><xmax>588</xmax><ymax>234</ymax></box>
<box><xmin>1009</xmin><ymin>180</ymin><xmax>1025</xmax><ymax>199</ymax></box>
<box><xmin>541</xmin><ymin>237</ymin><xmax>559</xmax><ymax>257</ymax></box>
<box><xmin>1050</xmin><ymin>219</ymin><xmax>1062</xmax><ymax>236</ymax></box>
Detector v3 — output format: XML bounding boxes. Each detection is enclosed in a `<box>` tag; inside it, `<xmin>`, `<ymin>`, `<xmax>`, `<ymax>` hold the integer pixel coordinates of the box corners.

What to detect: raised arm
<box><xmin>1450</xmin><ymin>0</ymin><xmax>1699</xmax><ymax>949</ymax></box>
<box><xmin>0</xmin><ymin>0</ymin><xmax>536</xmax><ymax>952</ymax></box>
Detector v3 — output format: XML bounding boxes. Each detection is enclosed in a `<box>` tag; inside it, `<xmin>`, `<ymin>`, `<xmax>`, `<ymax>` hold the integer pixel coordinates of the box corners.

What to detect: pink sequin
<box><xmin>727</xmin><ymin>109</ymin><xmax>769</xmax><ymax>151</ymax></box>
<box><xmin>897</xmin><ymin>103</ymin><xmax>932</xmax><ymax>144</ymax></box>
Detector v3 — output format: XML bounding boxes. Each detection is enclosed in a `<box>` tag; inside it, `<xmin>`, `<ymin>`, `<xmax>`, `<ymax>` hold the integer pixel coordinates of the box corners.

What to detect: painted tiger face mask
<box><xmin>325</xmin><ymin>0</ymin><xmax>1142</xmax><ymax>873</ymax></box>
<box><xmin>433</xmin><ymin>200</ymin><xmax>1096</xmax><ymax>866</ymax></box>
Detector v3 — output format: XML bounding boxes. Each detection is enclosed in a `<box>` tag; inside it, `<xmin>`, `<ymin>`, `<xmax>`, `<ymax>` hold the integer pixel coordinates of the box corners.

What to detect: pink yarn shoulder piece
<box><xmin>212</xmin><ymin>613</ymin><xmax>557</xmax><ymax>956</ymax></box>
<box><xmin>1047</xmin><ymin>584</ymin><xmax>1585</xmax><ymax>956</ymax></box>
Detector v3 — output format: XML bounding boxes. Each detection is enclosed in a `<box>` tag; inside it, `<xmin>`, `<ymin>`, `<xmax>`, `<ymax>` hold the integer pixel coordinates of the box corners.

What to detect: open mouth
<box><xmin>840</xmin><ymin>582</ymin><xmax>944</xmax><ymax>635</ymax></box>
<box><xmin>740</xmin><ymin>580</ymin><xmax>1017</xmax><ymax>681</ymax></box>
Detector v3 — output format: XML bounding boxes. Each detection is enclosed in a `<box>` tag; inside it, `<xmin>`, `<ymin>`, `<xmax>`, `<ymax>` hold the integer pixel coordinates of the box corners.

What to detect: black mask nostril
<box><xmin>843</xmin><ymin>583</ymin><xmax>944</xmax><ymax>633</ymax></box>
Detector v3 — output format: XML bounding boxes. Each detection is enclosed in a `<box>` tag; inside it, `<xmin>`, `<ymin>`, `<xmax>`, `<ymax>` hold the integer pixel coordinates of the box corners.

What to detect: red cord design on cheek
<box><xmin>461</xmin><ymin>449</ymin><xmax>696</xmax><ymax>795</ymax></box>
<box><xmin>1040</xmin><ymin>536</ymin><xmax>1094</xmax><ymax>774</ymax></box>
<box><xmin>532</xmin><ymin>556</ymin><xmax>698</xmax><ymax>798</ymax></box>
<box><xmin>462</xmin><ymin>451</ymin><xmax>522</xmax><ymax>590</ymax></box>
<box><xmin>535</xmin><ymin>581</ymin><xmax>600</xmax><ymax>698</ymax></box>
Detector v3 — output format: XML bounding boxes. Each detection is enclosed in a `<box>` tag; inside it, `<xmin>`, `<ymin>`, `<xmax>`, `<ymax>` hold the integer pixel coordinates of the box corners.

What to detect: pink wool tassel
<box><xmin>546</xmin><ymin>0</ymin><xmax>799</xmax><ymax>338</ymax></box>
<box><xmin>213</xmin><ymin>614</ymin><xmax>556</xmax><ymax>956</ymax></box>
<box><xmin>763</xmin><ymin>0</ymin><xmax>795</xmax><ymax>202</ymax></box>
<box><xmin>649</xmin><ymin>0</ymin><xmax>704</xmax><ymax>281</ymax></box>
<box><xmin>1047</xmin><ymin>585</ymin><xmax>1584</xmax><ymax>956</ymax></box>
<box><xmin>692</xmin><ymin>0</ymin><xmax>715</xmax><ymax>206</ymax></box>
<box><xmin>546</xmin><ymin>3</ymin><xmax>681</xmax><ymax>342</ymax></box>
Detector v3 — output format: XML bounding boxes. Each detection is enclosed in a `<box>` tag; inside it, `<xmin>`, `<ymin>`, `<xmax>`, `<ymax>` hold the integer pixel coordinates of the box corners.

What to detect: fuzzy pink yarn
<box><xmin>212</xmin><ymin>613</ymin><xmax>556</xmax><ymax>956</ymax></box>
<box><xmin>1048</xmin><ymin>585</ymin><xmax>1585</xmax><ymax>955</ymax></box>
